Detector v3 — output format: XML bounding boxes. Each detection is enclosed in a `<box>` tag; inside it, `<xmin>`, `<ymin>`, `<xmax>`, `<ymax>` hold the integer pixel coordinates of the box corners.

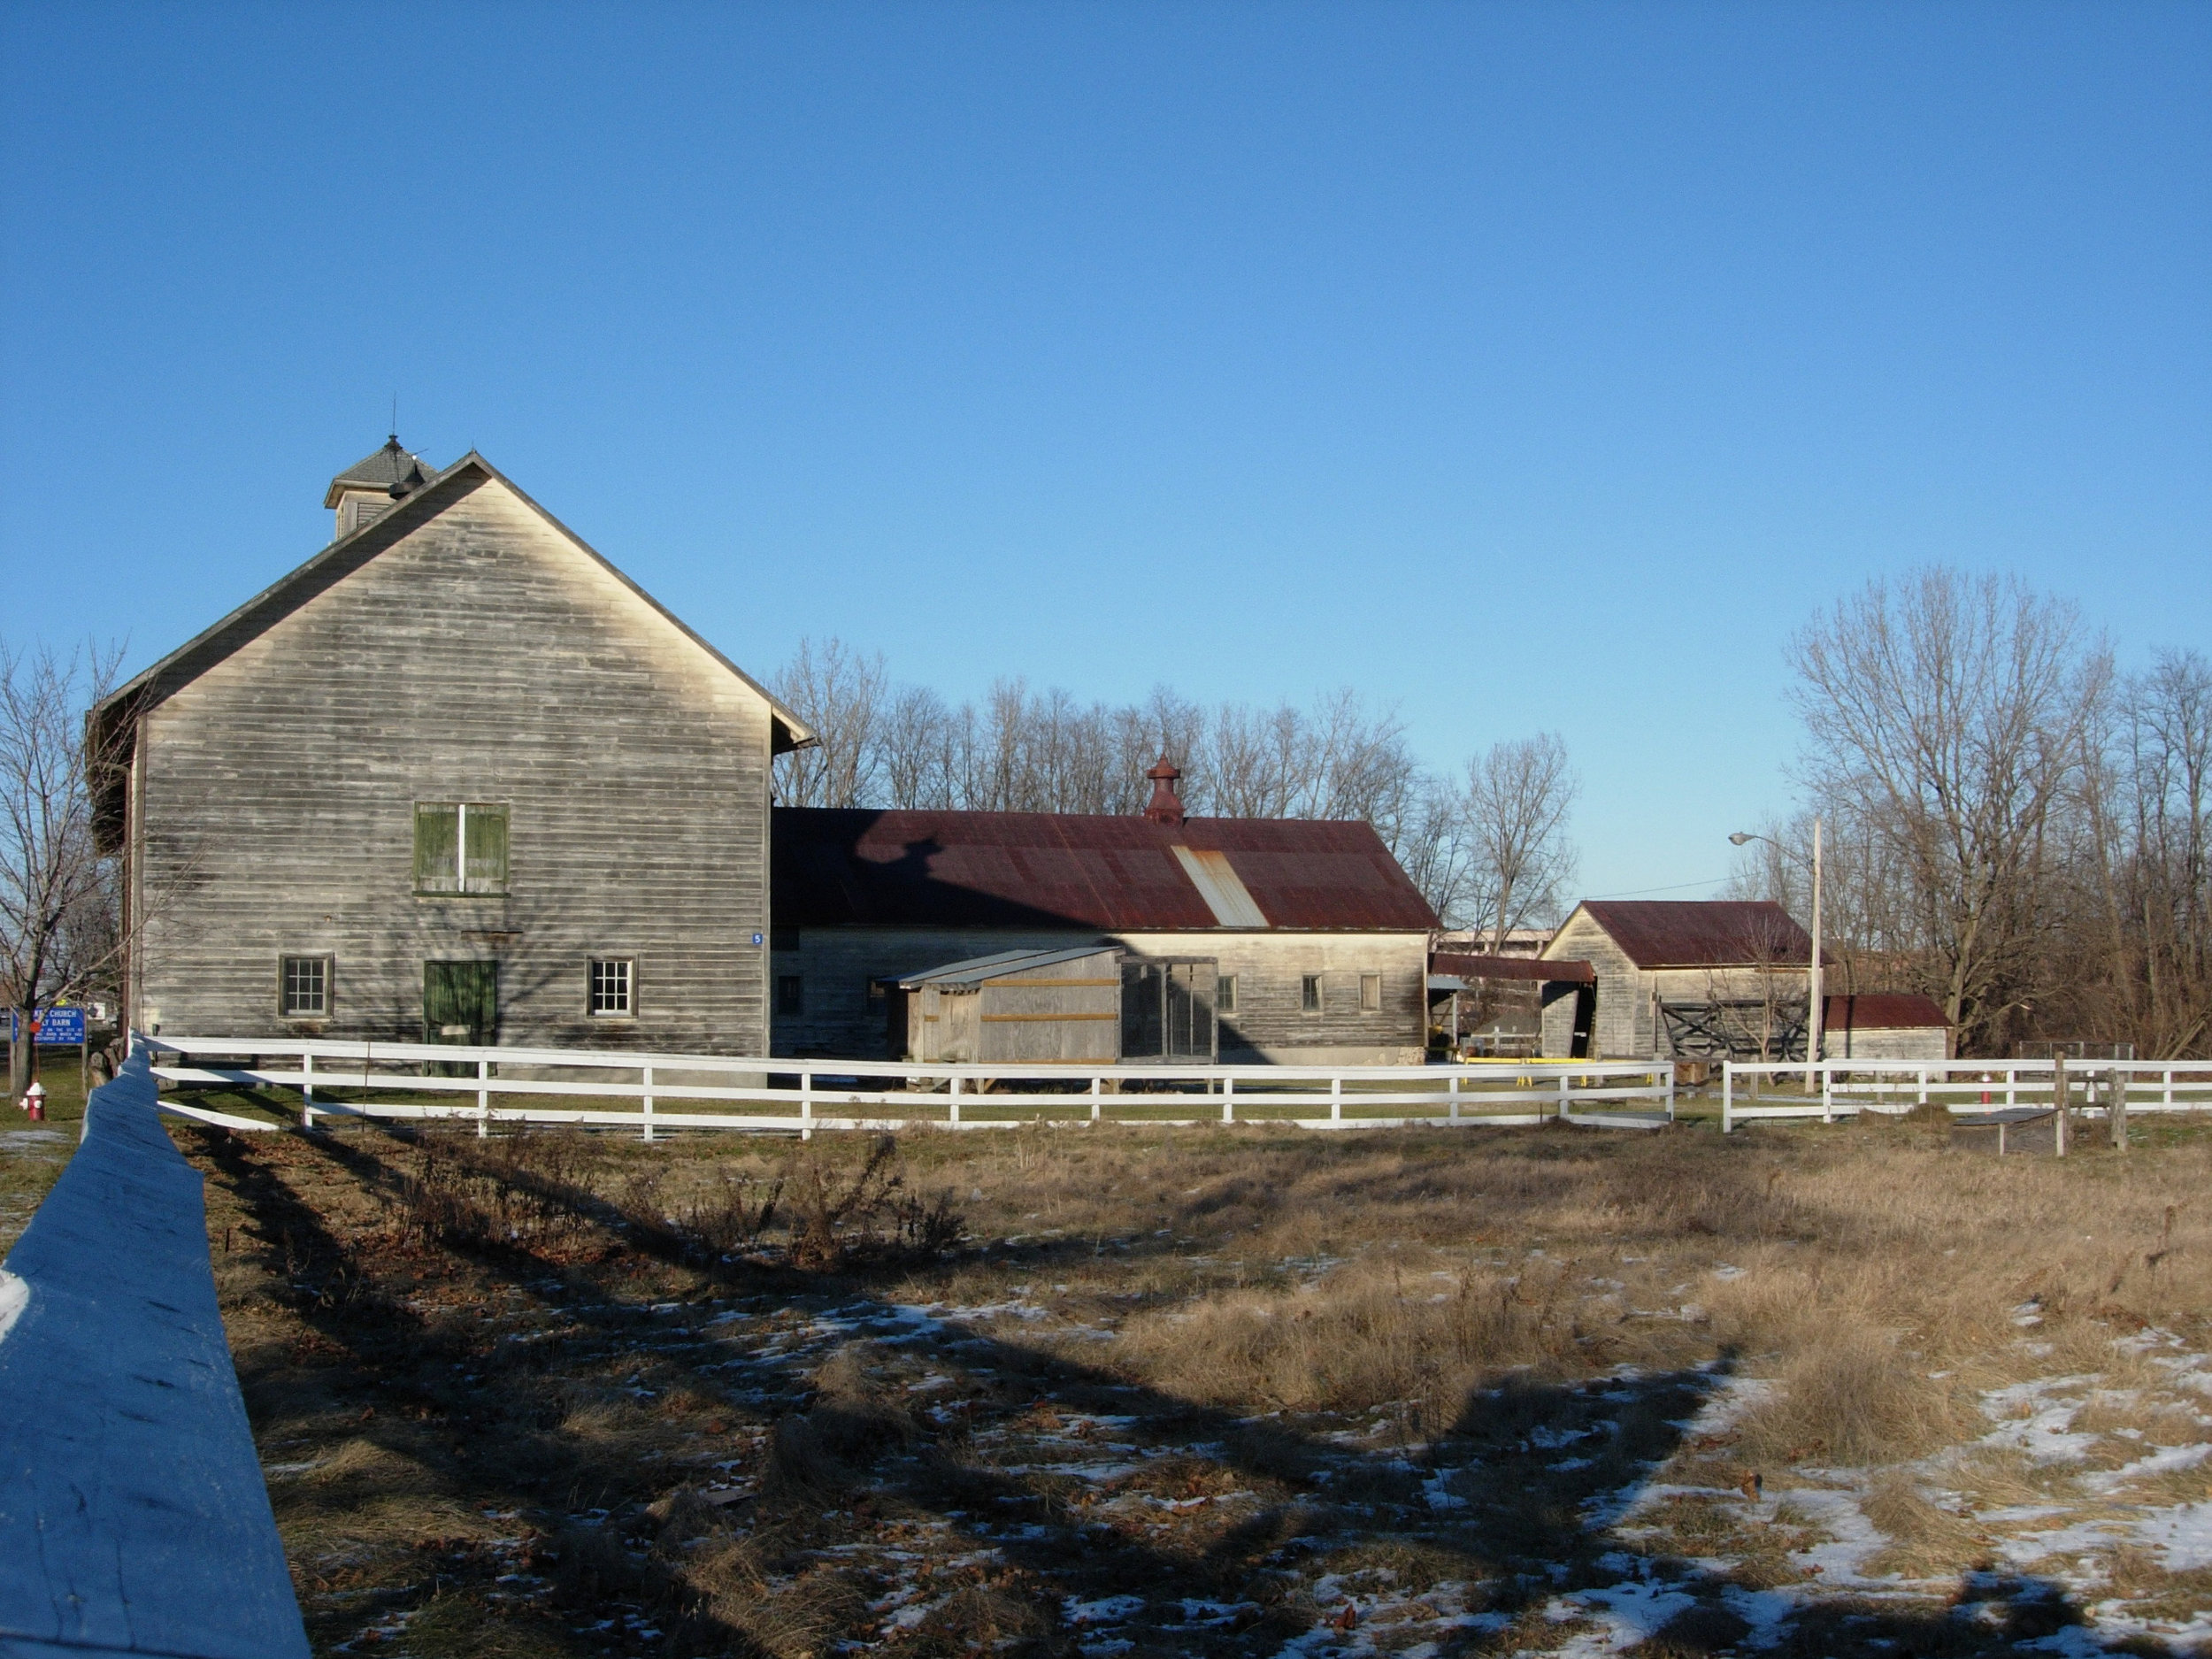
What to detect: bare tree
<box><xmin>1789</xmin><ymin>569</ymin><xmax>2110</xmax><ymax>1052</ymax></box>
<box><xmin>1462</xmin><ymin>733</ymin><xmax>1579</xmax><ymax>954</ymax></box>
<box><xmin>0</xmin><ymin>641</ymin><xmax>123</xmax><ymax>1095</ymax></box>
<box><xmin>771</xmin><ymin>637</ymin><xmax>888</xmax><ymax>808</ymax></box>
<box><xmin>1393</xmin><ymin>778</ymin><xmax>1477</xmax><ymax>926</ymax></box>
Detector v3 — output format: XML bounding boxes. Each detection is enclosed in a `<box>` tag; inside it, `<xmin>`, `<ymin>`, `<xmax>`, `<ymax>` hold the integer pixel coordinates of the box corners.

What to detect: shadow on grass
<box><xmin>184</xmin><ymin>1118</ymin><xmax>2171</xmax><ymax>1658</ymax></box>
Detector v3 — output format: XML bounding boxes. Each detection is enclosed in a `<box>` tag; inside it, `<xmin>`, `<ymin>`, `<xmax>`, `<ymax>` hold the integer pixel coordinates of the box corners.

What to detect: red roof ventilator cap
<box><xmin>1142</xmin><ymin>756</ymin><xmax>1187</xmax><ymax>827</ymax></box>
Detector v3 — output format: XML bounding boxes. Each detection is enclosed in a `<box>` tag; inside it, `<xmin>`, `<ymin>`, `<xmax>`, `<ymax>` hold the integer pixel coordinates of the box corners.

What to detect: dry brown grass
<box><xmin>166</xmin><ymin>1097</ymin><xmax>2212</xmax><ymax>1656</ymax></box>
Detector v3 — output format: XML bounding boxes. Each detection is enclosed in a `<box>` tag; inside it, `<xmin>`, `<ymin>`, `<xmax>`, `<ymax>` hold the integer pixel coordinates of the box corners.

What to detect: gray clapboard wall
<box><xmin>121</xmin><ymin>464</ymin><xmax>780</xmax><ymax>1056</ymax></box>
<box><xmin>0</xmin><ymin>1048</ymin><xmax>309</xmax><ymax>1659</ymax></box>
<box><xmin>778</xmin><ymin>926</ymin><xmax>1428</xmax><ymax>1064</ymax></box>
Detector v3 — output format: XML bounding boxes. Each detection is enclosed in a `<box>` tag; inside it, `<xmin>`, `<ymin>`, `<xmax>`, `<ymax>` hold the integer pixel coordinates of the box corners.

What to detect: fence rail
<box><xmin>145</xmin><ymin>1034</ymin><xmax>1676</xmax><ymax>1137</ymax></box>
<box><xmin>1722</xmin><ymin>1058</ymin><xmax>2212</xmax><ymax>1133</ymax></box>
<box><xmin>0</xmin><ymin>1039</ymin><xmax>309</xmax><ymax>1658</ymax></box>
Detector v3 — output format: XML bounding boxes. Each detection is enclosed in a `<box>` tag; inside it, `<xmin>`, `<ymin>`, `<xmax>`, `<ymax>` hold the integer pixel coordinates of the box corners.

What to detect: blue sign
<box><xmin>11</xmin><ymin>1007</ymin><xmax>86</xmax><ymax>1044</ymax></box>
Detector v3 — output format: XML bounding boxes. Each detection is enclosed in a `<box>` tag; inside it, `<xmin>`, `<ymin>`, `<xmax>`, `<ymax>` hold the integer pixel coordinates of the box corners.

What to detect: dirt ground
<box><xmin>157</xmin><ymin>1097</ymin><xmax>2212</xmax><ymax>1657</ymax></box>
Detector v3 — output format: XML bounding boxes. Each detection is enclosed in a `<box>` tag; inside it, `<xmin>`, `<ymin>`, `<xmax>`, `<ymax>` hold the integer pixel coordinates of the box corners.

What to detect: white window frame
<box><xmin>588</xmin><ymin>957</ymin><xmax>634</xmax><ymax>1018</ymax></box>
<box><xmin>280</xmin><ymin>955</ymin><xmax>330</xmax><ymax>1018</ymax></box>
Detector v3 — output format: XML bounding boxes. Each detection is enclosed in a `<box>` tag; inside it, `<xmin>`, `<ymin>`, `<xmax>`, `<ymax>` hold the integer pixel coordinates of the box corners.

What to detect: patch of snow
<box><xmin>2132</xmin><ymin>1500</ymin><xmax>2212</xmax><ymax>1571</ymax></box>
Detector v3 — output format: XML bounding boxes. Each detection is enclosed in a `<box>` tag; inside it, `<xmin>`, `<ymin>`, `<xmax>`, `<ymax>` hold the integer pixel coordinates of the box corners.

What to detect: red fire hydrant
<box><xmin>21</xmin><ymin>1081</ymin><xmax>45</xmax><ymax>1122</ymax></box>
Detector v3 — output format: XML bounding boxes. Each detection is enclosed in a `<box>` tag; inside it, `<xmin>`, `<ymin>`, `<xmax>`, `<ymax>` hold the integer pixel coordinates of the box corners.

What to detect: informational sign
<box><xmin>751</xmin><ymin>932</ymin><xmax>765</xmax><ymax>947</ymax></box>
<box><xmin>11</xmin><ymin>1007</ymin><xmax>86</xmax><ymax>1045</ymax></box>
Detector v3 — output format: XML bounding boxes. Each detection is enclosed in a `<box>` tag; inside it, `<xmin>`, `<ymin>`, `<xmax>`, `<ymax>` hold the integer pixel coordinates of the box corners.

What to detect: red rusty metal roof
<box><xmin>773</xmin><ymin>808</ymin><xmax>1440</xmax><ymax>932</ymax></box>
<box><xmin>1825</xmin><ymin>993</ymin><xmax>1950</xmax><ymax>1031</ymax></box>
<box><xmin>1432</xmin><ymin>952</ymin><xmax>1595</xmax><ymax>985</ymax></box>
<box><xmin>1566</xmin><ymin>900</ymin><xmax>1822</xmax><ymax>969</ymax></box>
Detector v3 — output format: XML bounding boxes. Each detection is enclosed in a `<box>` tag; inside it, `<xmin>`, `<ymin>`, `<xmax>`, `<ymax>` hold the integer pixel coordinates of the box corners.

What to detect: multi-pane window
<box><xmin>1301</xmin><ymin>974</ymin><xmax>1323</xmax><ymax>1013</ymax></box>
<box><xmin>589</xmin><ymin>958</ymin><xmax>634</xmax><ymax>1017</ymax></box>
<box><xmin>280</xmin><ymin>956</ymin><xmax>329</xmax><ymax>1018</ymax></box>
<box><xmin>777</xmin><ymin>975</ymin><xmax>804</xmax><ymax>1016</ymax></box>
<box><xmin>414</xmin><ymin>803</ymin><xmax>509</xmax><ymax>895</ymax></box>
<box><xmin>1359</xmin><ymin>973</ymin><xmax>1382</xmax><ymax>1012</ymax></box>
<box><xmin>1216</xmin><ymin>974</ymin><xmax>1238</xmax><ymax>1014</ymax></box>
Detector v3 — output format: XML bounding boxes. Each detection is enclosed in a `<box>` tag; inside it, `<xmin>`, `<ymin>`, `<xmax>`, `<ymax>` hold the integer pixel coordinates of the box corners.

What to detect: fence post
<box><xmin>2052</xmin><ymin>1052</ymin><xmax>2066</xmax><ymax>1148</ymax></box>
<box><xmin>948</xmin><ymin>1072</ymin><xmax>960</xmax><ymax>1129</ymax></box>
<box><xmin>1917</xmin><ymin>1066</ymin><xmax>1929</xmax><ymax>1108</ymax></box>
<box><xmin>478</xmin><ymin>1056</ymin><xmax>491</xmax><ymax>1140</ymax></box>
<box><xmin>802</xmin><ymin>1066</ymin><xmax>814</xmax><ymax>1141</ymax></box>
<box><xmin>2165</xmin><ymin>1067</ymin><xmax>2175</xmax><ymax>1110</ymax></box>
<box><xmin>1722</xmin><ymin>1064</ymin><xmax>1733</xmax><ymax>1134</ymax></box>
<box><xmin>2006</xmin><ymin>1066</ymin><xmax>2016</xmax><ymax>1110</ymax></box>
<box><xmin>641</xmin><ymin>1064</ymin><xmax>654</xmax><ymax>1144</ymax></box>
<box><xmin>1331</xmin><ymin>1074</ymin><xmax>1342</xmax><ymax>1123</ymax></box>
<box><xmin>2055</xmin><ymin>1068</ymin><xmax>2069</xmax><ymax>1157</ymax></box>
<box><xmin>1820</xmin><ymin>1063</ymin><xmax>1832</xmax><ymax>1125</ymax></box>
<box><xmin>1222</xmin><ymin>1074</ymin><xmax>1234</xmax><ymax>1125</ymax></box>
<box><xmin>1449</xmin><ymin>1070</ymin><xmax>1461</xmax><ymax>1125</ymax></box>
<box><xmin>2108</xmin><ymin>1062</ymin><xmax>2128</xmax><ymax>1151</ymax></box>
<box><xmin>1663</xmin><ymin>1064</ymin><xmax>1675</xmax><ymax>1122</ymax></box>
<box><xmin>301</xmin><ymin>1048</ymin><xmax>316</xmax><ymax>1131</ymax></box>
<box><xmin>1090</xmin><ymin>1073</ymin><xmax>1102</xmax><ymax>1125</ymax></box>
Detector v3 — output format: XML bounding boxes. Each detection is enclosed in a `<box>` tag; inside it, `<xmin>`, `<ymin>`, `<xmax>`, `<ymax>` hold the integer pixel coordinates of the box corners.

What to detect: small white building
<box><xmin>1820</xmin><ymin>994</ymin><xmax>1953</xmax><ymax>1062</ymax></box>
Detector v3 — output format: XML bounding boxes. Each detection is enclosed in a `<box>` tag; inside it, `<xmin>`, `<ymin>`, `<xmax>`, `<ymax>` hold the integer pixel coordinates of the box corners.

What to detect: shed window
<box><xmin>588</xmin><ymin>959</ymin><xmax>634</xmax><ymax>1017</ymax></box>
<box><xmin>280</xmin><ymin>956</ymin><xmax>329</xmax><ymax>1018</ymax></box>
<box><xmin>1359</xmin><ymin>973</ymin><xmax>1382</xmax><ymax>1012</ymax></box>
<box><xmin>1216</xmin><ymin>974</ymin><xmax>1237</xmax><ymax>1014</ymax></box>
<box><xmin>777</xmin><ymin>975</ymin><xmax>804</xmax><ymax>1016</ymax></box>
<box><xmin>415</xmin><ymin>803</ymin><xmax>508</xmax><ymax>895</ymax></box>
<box><xmin>1301</xmin><ymin>974</ymin><xmax>1323</xmax><ymax>1013</ymax></box>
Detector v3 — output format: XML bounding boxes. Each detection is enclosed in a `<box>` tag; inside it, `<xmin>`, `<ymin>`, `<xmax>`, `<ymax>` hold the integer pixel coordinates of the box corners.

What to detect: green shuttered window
<box><xmin>415</xmin><ymin>803</ymin><xmax>509</xmax><ymax>895</ymax></box>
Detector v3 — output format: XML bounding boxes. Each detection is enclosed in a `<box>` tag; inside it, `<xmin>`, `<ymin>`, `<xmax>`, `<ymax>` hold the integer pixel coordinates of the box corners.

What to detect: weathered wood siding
<box><xmin>1827</xmin><ymin>1025</ymin><xmax>1950</xmax><ymax>1062</ymax></box>
<box><xmin>1543</xmin><ymin>912</ymin><xmax>1647</xmax><ymax>1057</ymax></box>
<box><xmin>774</xmin><ymin>927</ymin><xmax>1428</xmax><ymax>1064</ymax></box>
<box><xmin>130</xmin><ymin>474</ymin><xmax>775</xmax><ymax>1054</ymax></box>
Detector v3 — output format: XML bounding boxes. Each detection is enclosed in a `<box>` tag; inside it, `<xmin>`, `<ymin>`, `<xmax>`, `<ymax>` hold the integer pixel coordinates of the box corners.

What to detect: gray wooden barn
<box><xmin>90</xmin><ymin>440</ymin><xmax>811</xmax><ymax>1055</ymax></box>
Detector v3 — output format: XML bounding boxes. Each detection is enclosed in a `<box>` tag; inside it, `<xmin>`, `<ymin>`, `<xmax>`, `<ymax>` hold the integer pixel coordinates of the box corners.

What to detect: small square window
<box><xmin>1301</xmin><ymin>974</ymin><xmax>1322</xmax><ymax>1013</ymax></box>
<box><xmin>588</xmin><ymin>958</ymin><xmax>634</xmax><ymax>1017</ymax></box>
<box><xmin>1216</xmin><ymin>974</ymin><xmax>1237</xmax><ymax>1014</ymax></box>
<box><xmin>1359</xmin><ymin>973</ymin><xmax>1382</xmax><ymax>1012</ymax></box>
<box><xmin>280</xmin><ymin>956</ymin><xmax>329</xmax><ymax>1018</ymax></box>
<box><xmin>777</xmin><ymin>974</ymin><xmax>804</xmax><ymax>1016</ymax></box>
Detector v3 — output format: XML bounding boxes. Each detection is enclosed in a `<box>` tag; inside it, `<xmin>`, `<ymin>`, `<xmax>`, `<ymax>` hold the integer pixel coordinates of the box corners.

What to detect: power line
<box><xmin>1585</xmin><ymin>875</ymin><xmax>1732</xmax><ymax>899</ymax></box>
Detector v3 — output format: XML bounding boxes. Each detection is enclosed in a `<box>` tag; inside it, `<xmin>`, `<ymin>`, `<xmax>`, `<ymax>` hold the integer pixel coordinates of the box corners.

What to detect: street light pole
<box><xmin>1809</xmin><ymin>816</ymin><xmax>1824</xmax><ymax>1082</ymax></box>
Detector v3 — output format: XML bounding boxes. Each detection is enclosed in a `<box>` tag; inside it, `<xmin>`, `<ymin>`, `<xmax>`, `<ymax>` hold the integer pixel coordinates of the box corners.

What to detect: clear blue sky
<box><xmin>3</xmin><ymin>2</ymin><xmax>2205</xmax><ymax>900</ymax></box>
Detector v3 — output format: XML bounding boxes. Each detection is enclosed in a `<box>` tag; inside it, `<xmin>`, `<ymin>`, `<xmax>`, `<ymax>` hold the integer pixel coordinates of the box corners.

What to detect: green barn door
<box><xmin>425</xmin><ymin>962</ymin><xmax>498</xmax><ymax>1072</ymax></box>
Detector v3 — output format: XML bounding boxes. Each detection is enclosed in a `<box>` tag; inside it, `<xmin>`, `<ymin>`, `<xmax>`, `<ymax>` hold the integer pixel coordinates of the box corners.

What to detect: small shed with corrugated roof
<box><xmin>887</xmin><ymin>946</ymin><xmax>1127</xmax><ymax>1065</ymax></box>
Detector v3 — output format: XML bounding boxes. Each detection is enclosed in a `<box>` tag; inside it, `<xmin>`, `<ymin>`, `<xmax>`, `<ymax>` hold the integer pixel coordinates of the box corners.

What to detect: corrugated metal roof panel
<box><xmin>1825</xmin><ymin>993</ymin><xmax>1949</xmax><ymax>1030</ymax></box>
<box><xmin>1564</xmin><ymin>901</ymin><xmax>1818</xmax><ymax>969</ymax></box>
<box><xmin>1433</xmin><ymin>953</ymin><xmax>1595</xmax><ymax>985</ymax></box>
<box><xmin>773</xmin><ymin>808</ymin><xmax>1438</xmax><ymax>932</ymax></box>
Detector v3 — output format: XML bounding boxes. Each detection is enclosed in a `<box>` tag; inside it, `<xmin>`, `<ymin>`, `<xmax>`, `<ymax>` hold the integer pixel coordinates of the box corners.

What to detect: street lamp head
<box><xmin>1728</xmin><ymin>832</ymin><xmax>1755</xmax><ymax>846</ymax></box>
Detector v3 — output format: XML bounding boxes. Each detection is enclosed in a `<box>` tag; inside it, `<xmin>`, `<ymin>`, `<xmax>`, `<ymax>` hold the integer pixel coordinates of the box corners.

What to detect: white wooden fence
<box><xmin>144</xmin><ymin>1034</ymin><xmax>1676</xmax><ymax>1137</ymax></box>
<box><xmin>0</xmin><ymin>1040</ymin><xmax>310</xmax><ymax>1657</ymax></box>
<box><xmin>1722</xmin><ymin>1058</ymin><xmax>2212</xmax><ymax>1133</ymax></box>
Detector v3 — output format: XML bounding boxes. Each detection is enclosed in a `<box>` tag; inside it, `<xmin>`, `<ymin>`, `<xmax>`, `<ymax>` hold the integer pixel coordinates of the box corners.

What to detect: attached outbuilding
<box><xmin>772</xmin><ymin>762</ymin><xmax>1439</xmax><ymax>1065</ymax></box>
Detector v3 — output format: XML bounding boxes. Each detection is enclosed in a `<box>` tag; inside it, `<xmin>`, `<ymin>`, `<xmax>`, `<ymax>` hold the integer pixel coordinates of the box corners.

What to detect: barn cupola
<box><xmin>325</xmin><ymin>434</ymin><xmax>436</xmax><ymax>540</ymax></box>
<box><xmin>1142</xmin><ymin>756</ymin><xmax>1187</xmax><ymax>827</ymax></box>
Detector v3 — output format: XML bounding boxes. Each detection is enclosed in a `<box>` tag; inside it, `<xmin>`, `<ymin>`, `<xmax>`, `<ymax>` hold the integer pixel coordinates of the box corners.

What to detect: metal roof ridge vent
<box><xmin>1171</xmin><ymin>845</ymin><xmax>1269</xmax><ymax>927</ymax></box>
